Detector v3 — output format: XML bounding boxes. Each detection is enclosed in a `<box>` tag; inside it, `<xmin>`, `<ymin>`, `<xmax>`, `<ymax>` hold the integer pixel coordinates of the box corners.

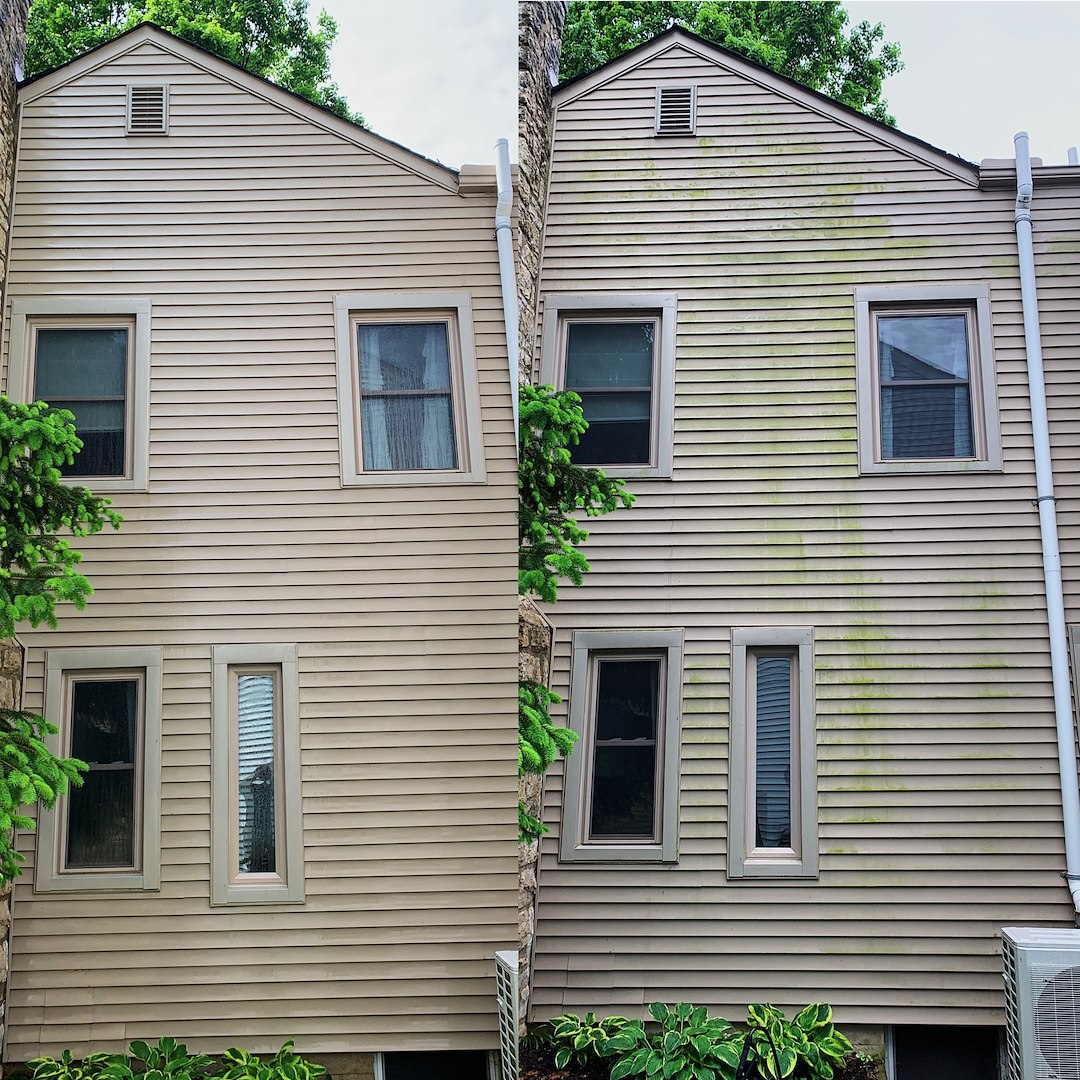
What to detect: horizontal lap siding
<box><xmin>530</xmin><ymin>45</ymin><xmax>1077</xmax><ymax>1027</ymax></box>
<box><xmin>4</xmin><ymin>42</ymin><xmax>517</xmax><ymax>1058</ymax></box>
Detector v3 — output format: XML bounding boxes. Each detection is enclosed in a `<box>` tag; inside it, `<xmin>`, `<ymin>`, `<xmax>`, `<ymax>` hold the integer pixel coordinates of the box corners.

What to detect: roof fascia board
<box><xmin>554</xmin><ymin>30</ymin><xmax>977</xmax><ymax>188</ymax></box>
<box><xmin>18</xmin><ymin>25</ymin><xmax>460</xmax><ymax>193</ymax></box>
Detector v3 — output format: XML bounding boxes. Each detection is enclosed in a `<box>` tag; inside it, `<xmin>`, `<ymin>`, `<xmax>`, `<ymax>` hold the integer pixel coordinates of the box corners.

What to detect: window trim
<box><xmin>333</xmin><ymin>292</ymin><xmax>486</xmax><ymax>486</ymax></box>
<box><xmin>728</xmin><ymin>628</ymin><xmax>817</xmax><ymax>879</ymax></box>
<box><xmin>8</xmin><ymin>298</ymin><xmax>152</xmax><ymax>492</ymax></box>
<box><xmin>540</xmin><ymin>293</ymin><xmax>677</xmax><ymax>479</ymax></box>
<box><xmin>854</xmin><ymin>284</ymin><xmax>1001</xmax><ymax>474</ymax></box>
<box><xmin>561</xmin><ymin>629</ymin><xmax>683</xmax><ymax>863</ymax></box>
<box><xmin>211</xmin><ymin>644</ymin><xmax>304</xmax><ymax>905</ymax></box>
<box><xmin>36</xmin><ymin>647</ymin><xmax>162</xmax><ymax>893</ymax></box>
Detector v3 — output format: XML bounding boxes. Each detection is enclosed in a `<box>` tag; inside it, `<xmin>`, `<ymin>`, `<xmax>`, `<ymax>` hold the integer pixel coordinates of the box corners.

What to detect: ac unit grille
<box><xmin>656</xmin><ymin>86</ymin><xmax>695</xmax><ymax>135</ymax></box>
<box><xmin>128</xmin><ymin>85</ymin><xmax>167</xmax><ymax>133</ymax></box>
<box><xmin>1033</xmin><ymin>963</ymin><xmax>1080</xmax><ymax>1079</ymax></box>
<box><xmin>1004</xmin><ymin>934</ymin><xmax>1023</xmax><ymax>1080</ymax></box>
<box><xmin>494</xmin><ymin>950</ymin><xmax>519</xmax><ymax>1080</ymax></box>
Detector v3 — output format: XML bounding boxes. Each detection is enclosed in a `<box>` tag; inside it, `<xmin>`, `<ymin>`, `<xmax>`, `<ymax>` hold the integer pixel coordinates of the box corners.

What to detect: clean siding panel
<box><xmin>529</xmin><ymin>43</ymin><xmax>1079</xmax><ymax>1028</ymax></box>
<box><xmin>4</xmin><ymin>39</ymin><xmax>516</xmax><ymax>1059</ymax></box>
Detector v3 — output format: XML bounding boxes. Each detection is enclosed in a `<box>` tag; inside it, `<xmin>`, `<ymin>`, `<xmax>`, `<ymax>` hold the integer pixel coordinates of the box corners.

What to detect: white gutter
<box><xmin>494</xmin><ymin>137</ymin><xmax>520</xmax><ymax>451</ymax></box>
<box><xmin>1013</xmin><ymin>131</ymin><xmax>1080</xmax><ymax>922</ymax></box>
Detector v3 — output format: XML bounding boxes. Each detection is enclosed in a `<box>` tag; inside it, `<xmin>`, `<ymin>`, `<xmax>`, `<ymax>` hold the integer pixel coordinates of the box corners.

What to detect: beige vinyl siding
<box><xmin>4</xmin><ymin>38</ymin><xmax>516</xmax><ymax>1058</ymax></box>
<box><xmin>529</xmin><ymin>40</ymin><xmax>1078</xmax><ymax>1027</ymax></box>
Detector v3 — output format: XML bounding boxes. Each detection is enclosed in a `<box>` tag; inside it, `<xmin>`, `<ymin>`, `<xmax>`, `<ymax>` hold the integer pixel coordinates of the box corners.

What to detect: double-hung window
<box><xmin>334</xmin><ymin>292</ymin><xmax>486</xmax><ymax>485</ymax></box>
<box><xmin>728</xmin><ymin>629</ymin><xmax>817</xmax><ymax>878</ymax></box>
<box><xmin>36</xmin><ymin>647</ymin><xmax>162</xmax><ymax>892</ymax></box>
<box><xmin>8</xmin><ymin>298</ymin><xmax>152</xmax><ymax>491</ymax></box>
<box><xmin>561</xmin><ymin>629</ymin><xmax>683</xmax><ymax>863</ymax></box>
<box><xmin>211</xmin><ymin>645</ymin><xmax>303</xmax><ymax>904</ymax></box>
<box><xmin>855</xmin><ymin>284</ymin><xmax>1000</xmax><ymax>473</ymax></box>
<box><xmin>541</xmin><ymin>294</ymin><xmax>677</xmax><ymax>478</ymax></box>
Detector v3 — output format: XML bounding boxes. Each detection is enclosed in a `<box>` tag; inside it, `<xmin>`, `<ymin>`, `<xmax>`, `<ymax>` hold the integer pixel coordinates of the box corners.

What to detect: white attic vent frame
<box><xmin>1002</xmin><ymin>926</ymin><xmax>1080</xmax><ymax>1079</ymax></box>
<box><xmin>127</xmin><ymin>84</ymin><xmax>168</xmax><ymax>134</ymax></box>
<box><xmin>655</xmin><ymin>85</ymin><xmax>696</xmax><ymax>135</ymax></box>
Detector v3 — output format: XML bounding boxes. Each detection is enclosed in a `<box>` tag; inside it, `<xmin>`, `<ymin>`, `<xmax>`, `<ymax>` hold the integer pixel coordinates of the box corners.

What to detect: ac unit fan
<box><xmin>1002</xmin><ymin>926</ymin><xmax>1080</xmax><ymax>1080</ymax></box>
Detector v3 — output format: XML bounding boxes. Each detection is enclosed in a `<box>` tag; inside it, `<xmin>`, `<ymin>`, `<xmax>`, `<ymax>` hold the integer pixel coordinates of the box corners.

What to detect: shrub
<box><xmin>549</xmin><ymin>1012</ymin><xmax>629</xmax><ymax>1071</ymax></box>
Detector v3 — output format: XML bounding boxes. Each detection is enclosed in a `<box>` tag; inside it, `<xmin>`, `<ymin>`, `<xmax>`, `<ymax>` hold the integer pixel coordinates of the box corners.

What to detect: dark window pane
<box><xmin>67</xmin><ymin>769</ymin><xmax>135</xmax><ymax>868</ymax></box>
<box><xmin>755</xmin><ymin>655</ymin><xmax>792</xmax><ymax>849</ymax></box>
<box><xmin>34</xmin><ymin>327</ymin><xmax>128</xmax><ymax>478</ymax></box>
<box><xmin>573</xmin><ymin>391</ymin><xmax>652</xmax><ymax>465</ymax></box>
<box><xmin>69</xmin><ymin>680</ymin><xmax>137</xmax><ymax>764</ymax></box>
<box><xmin>565</xmin><ymin>321</ymin><xmax>655</xmax><ymax>465</ymax></box>
<box><xmin>66</xmin><ymin>677</ymin><xmax>139</xmax><ymax>870</ymax></box>
<box><xmin>881</xmin><ymin>385</ymin><xmax>973</xmax><ymax>459</ymax></box>
<box><xmin>591</xmin><ymin>745</ymin><xmax>656</xmax><ymax>838</ymax></box>
<box><xmin>237</xmin><ymin>673</ymin><xmax>276</xmax><ymax>875</ymax></box>
<box><xmin>358</xmin><ymin>324</ymin><xmax>452</xmax><ymax>392</ymax></box>
<box><xmin>878</xmin><ymin>314</ymin><xmax>969</xmax><ymax>381</ymax></box>
<box><xmin>590</xmin><ymin>658</ymin><xmax>660</xmax><ymax>839</ymax></box>
<box><xmin>382</xmin><ymin>1050</ymin><xmax>489</xmax><ymax>1080</ymax></box>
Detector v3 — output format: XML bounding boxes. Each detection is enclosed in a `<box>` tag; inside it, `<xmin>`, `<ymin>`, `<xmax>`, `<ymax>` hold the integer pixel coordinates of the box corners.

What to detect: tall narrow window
<box><xmin>31</xmin><ymin>320</ymin><xmax>133</xmax><ymax>478</ymax></box>
<box><xmin>729</xmin><ymin>629</ymin><xmax>817</xmax><ymax>879</ymax></box>
<box><xmin>589</xmin><ymin>654</ymin><xmax>663</xmax><ymax>841</ymax></box>
<box><xmin>234</xmin><ymin>667</ymin><xmax>281</xmax><ymax>876</ymax></box>
<box><xmin>561</xmin><ymin>629</ymin><xmax>683</xmax><ymax>863</ymax></box>
<box><xmin>36</xmin><ymin>647</ymin><xmax>162</xmax><ymax>893</ymax></box>
<box><xmin>356</xmin><ymin>319</ymin><xmax>458</xmax><ymax>471</ymax></box>
<box><xmin>212</xmin><ymin>645</ymin><xmax>303</xmax><ymax>904</ymax></box>
<box><xmin>64</xmin><ymin>672</ymin><xmax>142</xmax><ymax>870</ymax></box>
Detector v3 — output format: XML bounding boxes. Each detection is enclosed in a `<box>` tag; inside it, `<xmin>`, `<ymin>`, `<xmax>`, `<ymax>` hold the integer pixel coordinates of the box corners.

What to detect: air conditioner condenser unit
<box><xmin>1002</xmin><ymin>926</ymin><xmax>1080</xmax><ymax>1079</ymax></box>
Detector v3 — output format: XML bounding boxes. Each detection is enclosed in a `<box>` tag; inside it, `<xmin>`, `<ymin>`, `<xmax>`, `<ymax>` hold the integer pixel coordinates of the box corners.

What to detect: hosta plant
<box><xmin>608</xmin><ymin>1002</ymin><xmax>744</xmax><ymax>1080</ymax></box>
<box><xmin>217</xmin><ymin>1041</ymin><xmax>327</xmax><ymax>1080</ymax></box>
<box><xmin>742</xmin><ymin>1003</ymin><xmax>854</xmax><ymax>1080</ymax></box>
<box><xmin>549</xmin><ymin>1011</ymin><xmax>629</xmax><ymax>1071</ymax></box>
<box><xmin>28</xmin><ymin>1050</ymin><xmax>115</xmax><ymax>1080</ymax></box>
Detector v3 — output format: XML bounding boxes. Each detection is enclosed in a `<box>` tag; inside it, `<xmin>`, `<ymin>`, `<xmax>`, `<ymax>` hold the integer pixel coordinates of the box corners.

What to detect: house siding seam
<box><xmin>528</xmin><ymin>41</ymin><xmax>1079</xmax><ymax>1027</ymax></box>
<box><xmin>2</xmin><ymin>37</ymin><xmax>518</xmax><ymax>1058</ymax></box>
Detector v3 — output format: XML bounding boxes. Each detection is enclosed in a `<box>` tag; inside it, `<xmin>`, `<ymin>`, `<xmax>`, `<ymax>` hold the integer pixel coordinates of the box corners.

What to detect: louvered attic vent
<box><xmin>127</xmin><ymin>84</ymin><xmax>168</xmax><ymax>134</ymax></box>
<box><xmin>655</xmin><ymin>86</ymin><xmax>696</xmax><ymax>135</ymax></box>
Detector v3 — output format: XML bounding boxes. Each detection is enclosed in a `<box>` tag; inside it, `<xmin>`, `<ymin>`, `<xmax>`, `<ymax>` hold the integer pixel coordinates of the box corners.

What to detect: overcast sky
<box><xmin>315</xmin><ymin>0</ymin><xmax>1080</xmax><ymax>169</ymax></box>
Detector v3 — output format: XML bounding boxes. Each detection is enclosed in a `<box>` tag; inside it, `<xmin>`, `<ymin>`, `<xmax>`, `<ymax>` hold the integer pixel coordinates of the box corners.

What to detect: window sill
<box><xmin>341</xmin><ymin>467</ymin><xmax>487</xmax><ymax>487</ymax></box>
<box><xmin>859</xmin><ymin>457</ymin><xmax>1003</xmax><ymax>476</ymax></box>
<box><xmin>34</xmin><ymin>872</ymin><xmax>158</xmax><ymax>894</ymax></box>
<box><xmin>560</xmin><ymin>842</ymin><xmax>677</xmax><ymax>865</ymax></box>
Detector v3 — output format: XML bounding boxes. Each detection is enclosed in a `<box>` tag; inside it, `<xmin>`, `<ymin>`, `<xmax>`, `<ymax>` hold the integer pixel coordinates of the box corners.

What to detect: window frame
<box><xmin>211</xmin><ymin>644</ymin><xmax>304</xmax><ymax>905</ymax></box>
<box><xmin>333</xmin><ymin>292</ymin><xmax>486</xmax><ymax>486</ymax></box>
<box><xmin>854</xmin><ymin>284</ymin><xmax>1001</xmax><ymax>474</ymax></box>
<box><xmin>728</xmin><ymin>628</ymin><xmax>817</xmax><ymax>879</ymax></box>
<box><xmin>8</xmin><ymin>298</ymin><xmax>152</xmax><ymax>492</ymax></box>
<box><xmin>540</xmin><ymin>293</ymin><xmax>677</xmax><ymax>479</ymax></box>
<box><xmin>35</xmin><ymin>647</ymin><xmax>162</xmax><ymax>893</ymax></box>
<box><xmin>561</xmin><ymin>629</ymin><xmax>683</xmax><ymax>864</ymax></box>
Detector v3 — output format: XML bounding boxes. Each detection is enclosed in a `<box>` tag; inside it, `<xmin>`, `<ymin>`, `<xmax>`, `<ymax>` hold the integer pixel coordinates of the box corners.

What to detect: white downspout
<box><xmin>1013</xmin><ymin>131</ymin><xmax>1080</xmax><ymax>922</ymax></box>
<box><xmin>494</xmin><ymin>137</ymin><xmax>520</xmax><ymax>451</ymax></box>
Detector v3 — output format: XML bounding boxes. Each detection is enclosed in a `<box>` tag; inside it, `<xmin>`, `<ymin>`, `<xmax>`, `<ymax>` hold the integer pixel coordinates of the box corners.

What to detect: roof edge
<box><xmin>17</xmin><ymin>23</ymin><xmax>463</xmax><ymax>190</ymax></box>
<box><xmin>554</xmin><ymin>27</ymin><xmax>978</xmax><ymax>185</ymax></box>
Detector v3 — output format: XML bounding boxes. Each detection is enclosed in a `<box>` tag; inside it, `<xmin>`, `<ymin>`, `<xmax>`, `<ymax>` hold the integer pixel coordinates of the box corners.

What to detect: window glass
<box><xmin>876</xmin><ymin>312</ymin><xmax>974</xmax><ymax>459</ymax></box>
<box><xmin>590</xmin><ymin>656</ymin><xmax>661</xmax><ymax>840</ymax></box>
<box><xmin>382</xmin><ymin>1051</ymin><xmax>489</xmax><ymax>1080</ymax></box>
<box><xmin>754</xmin><ymin>655</ymin><xmax>792</xmax><ymax>850</ymax></box>
<box><xmin>565</xmin><ymin>320</ymin><xmax>655</xmax><ymax>466</ymax></box>
<box><xmin>236</xmin><ymin>672</ymin><xmax>277</xmax><ymax>875</ymax></box>
<box><xmin>34</xmin><ymin>326</ymin><xmax>129</xmax><ymax>477</ymax></box>
<box><xmin>66</xmin><ymin>677</ymin><xmax>139</xmax><ymax>870</ymax></box>
<box><xmin>357</xmin><ymin>322</ymin><xmax>457</xmax><ymax>471</ymax></box>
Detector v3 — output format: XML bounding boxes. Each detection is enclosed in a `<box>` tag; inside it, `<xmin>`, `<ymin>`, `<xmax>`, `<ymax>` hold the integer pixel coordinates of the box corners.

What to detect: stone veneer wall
<box><xmin>0</xmin><ymin>0</ymin><xmax>29</xmax><ymax>1066</ymax></box>
<box><xmin>516</xmin><ymin>1</ymin><xmax>567</xmax><ymax>383</ymax></box>
<box><xmin>517</xmin><ymin>599</ymin><xmax>552</xmax><ymax>1032</ymax></box>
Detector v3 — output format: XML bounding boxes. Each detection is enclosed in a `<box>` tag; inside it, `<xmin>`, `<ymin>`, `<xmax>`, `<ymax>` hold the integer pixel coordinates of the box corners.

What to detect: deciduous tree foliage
<box><xmin>561</xmin><ymin>0</ymin><xmax>903</xmax><ymax>125</ymax></box>
<box><xmin>25</xmin><ymin>0</ymin><xmax>358</xmax><ymax>122</ymax></box>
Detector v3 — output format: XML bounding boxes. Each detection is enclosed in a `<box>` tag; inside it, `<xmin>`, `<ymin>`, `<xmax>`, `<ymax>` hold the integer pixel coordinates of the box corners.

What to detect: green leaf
<box><xmin>650</xmin><ymin>1002</ymin><xmax>672</xmax><ymax>1024</ymax></box>
<box><xmin>554</xmin><ymin>1048</ymin><xmax>570</xmax><ymax>1070</ymax></box>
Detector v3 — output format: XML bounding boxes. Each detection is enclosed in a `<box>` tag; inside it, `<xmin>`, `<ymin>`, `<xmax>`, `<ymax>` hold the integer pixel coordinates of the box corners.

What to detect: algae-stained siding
<box><xmin>529</xmin><ymin>34</ymin><xmax>1080</xmax><ymax>1027</ymax></box>
<box><xmin>2</xmin><ymin>30</ymin><xmax>517</xmax><ymax>1058</ymax></box>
